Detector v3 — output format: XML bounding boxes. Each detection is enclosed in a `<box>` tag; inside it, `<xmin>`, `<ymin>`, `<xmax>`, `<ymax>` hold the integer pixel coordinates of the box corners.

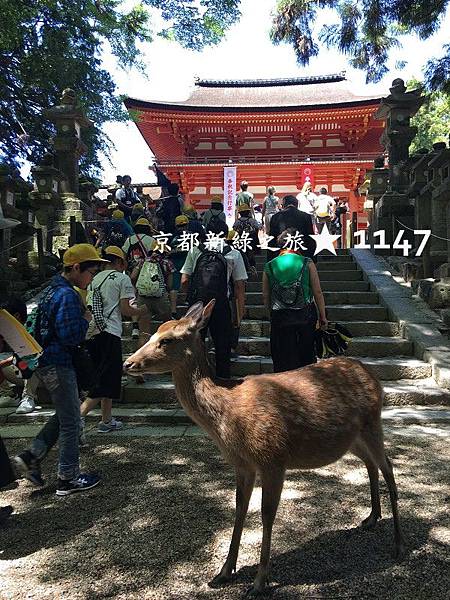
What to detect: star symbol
<box><xmin>309</xmin><ymin>226</ymin><xmax>341</xmax><ymax>256</ymax></box>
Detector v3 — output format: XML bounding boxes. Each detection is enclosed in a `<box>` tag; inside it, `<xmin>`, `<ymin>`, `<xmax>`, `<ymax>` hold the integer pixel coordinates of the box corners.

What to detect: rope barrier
<box><xmin>396</xmin><ymin>218</ymin><xmax>450</xmax><ymax>242</ymax></box>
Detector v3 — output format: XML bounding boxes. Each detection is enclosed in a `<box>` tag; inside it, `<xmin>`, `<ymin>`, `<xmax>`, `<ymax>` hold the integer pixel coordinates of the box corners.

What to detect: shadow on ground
<box><xmin>1</xmin><ymin>431</ymin><xmax>449</xmax><ymax>600</ymax></box>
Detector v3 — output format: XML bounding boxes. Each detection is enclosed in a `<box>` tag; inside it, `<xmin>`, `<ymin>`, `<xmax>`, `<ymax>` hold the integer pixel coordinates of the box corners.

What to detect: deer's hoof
<box><xmin>360</xmin><ymin>513</ymin><xmax>380</xmax><ymax>530</ymax></box>
<box><xmin>393</xmin><ymin>541</ymin><xmax>406</xmax><ymax>560</ymax></box>
<box><xmin>208</xmin><ymin>573</ymin><xmax>233</xmax><ymax>588</ymax></box>
<box><xmin>245</xmin><ymin>586</ymin><xmax>269</xmax><ymax>598</ymax></box>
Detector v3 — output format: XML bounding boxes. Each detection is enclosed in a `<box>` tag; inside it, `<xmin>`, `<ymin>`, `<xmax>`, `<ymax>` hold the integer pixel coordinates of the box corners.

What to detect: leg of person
<box><xmin>136</xmin><ymin>295</ymin><xmax>152</xmax><ymax>347</ymax></box>
<box><xmin>169</xmin><ymin>290</ymin><xmax>178</xmax><ymax>319</ymax></box>
<box><xmin>131</xmin><ymin>316</ymin><xmax>140</xmax><ymax>339</ymax></box>
<box><xmin>16</xmin><ymin>373</ymin><xmax>39</xmax><ymax>414</ymax></box>
<box><xmin>14</xmin><ymin>367</ymin><xmax>63</xmax><ymax>486</ymax></box>
<box><xmin>80</xmin><ymin>332</ymin><xmax>103</xmax><ymax>416</ymax></box>
<box><xmin>49</xmin><ymin>366</ymin><xmax>100</xmax><ymax>496</ymax></box>
<box><xmin>295</xmin><ymin>323</ymin><xmax>317</xmax><ymax>369</ymax></box>
<box><xmin>208</xmin><ymin>300</ymin><xmax>232</xmax><ymax>378</ymax></box>
<box><xmin>270</xmin><ymin>311</ymin><xmax>302</xmax><ymax>373</ymax></box>
<box><xmin>152</xmin><ymin>293</ymin><xmax>172</xmax><ymax>323</ymax></box>
<box><xmin>96</xmin><ymin>333</ymin><xmax>123</xmax><ymax>432</ymax></box>
<box><xmin>0</xmin><ymin>435</ymin><xmax>16</xmax><ymax>489</ymax></box>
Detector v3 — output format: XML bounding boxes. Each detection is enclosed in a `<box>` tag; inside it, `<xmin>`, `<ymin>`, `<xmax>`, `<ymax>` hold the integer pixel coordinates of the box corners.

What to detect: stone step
<box><xmin>173</xmin><ymin>303</ymin><xmax>386</xmax><ymax>321</ymax></box>
<box><xmin>316</xmin><ymin>261</ymin><xmax>358</xmax><ymax>271</ymax></box>
<box><xmin>119</xmin><ymin>355</ymin><xmax>431</xmax><ymax>385</ymax></box>
<box><xmin>12</xmin><ymin>393</ymin><xmax>449</xmax><ymax>429</ymax></box>
<box><xmin>254</xmin><ymin>263</ymin><xmax>359</xmax><ymax>276</ymax></box>
<box><xmin>326</xmin><ymin>305</ymin><xmax>387</xmax><ymax>321</ymax></box>
<box><xmin>245</xmin><ymin>280</ymin><xmax>370</xmax><ymax>292</ymax></box>
<box><xmin>122</xmin><ymin>319</ymin><xmax>399</xmax><ymax>339</ymax></box>
<box><xmin>316</xmin><ymin>254</ymin><xmax>353</xmax><ymax>262</ymax></box>
<box><xmin>312</xmin><ymin>270</ymin><xmax>363</xmax><ymax>281</ymax></box>
<box><xmin>123</xmin><ymin>334</ymin><xmax>412</xmax><ymax>360</ymax></box>
<box><xmin>188</xmin><ymin>290</ymin><xmax>378</xmax><ymax>307</ymax></box>
<box><xmin>230</xmin><ymin>336</ymin><xmax>413</xmax><ymax>358</ymax></box>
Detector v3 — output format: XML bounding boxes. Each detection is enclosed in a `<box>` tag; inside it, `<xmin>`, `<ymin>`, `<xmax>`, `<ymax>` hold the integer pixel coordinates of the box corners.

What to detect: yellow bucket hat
<box><xmin>63</xmin><ymin>244</ymin><xmax>109</xmax><ymax>266</ymax></box>
<box><xmin>103</xmin><ymin>246</ymin><xmax>126</xmax><ymax>261</ymax></box>
<box><xmin>175</xmin><ymin>215</ymin><xmax>189</xmax><ymax>226</ymax></box>
<box><xmin>135</xmin><ymin>217</ymin><xmax>151</xmax><ymax>227</ymax></box>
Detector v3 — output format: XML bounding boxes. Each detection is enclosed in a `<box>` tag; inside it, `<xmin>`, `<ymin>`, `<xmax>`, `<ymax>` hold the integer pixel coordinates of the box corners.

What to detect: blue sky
<box><xmin>99</xmin><ymin>0</ymin><xmax>450</xmax><ymax>185</ymax></box>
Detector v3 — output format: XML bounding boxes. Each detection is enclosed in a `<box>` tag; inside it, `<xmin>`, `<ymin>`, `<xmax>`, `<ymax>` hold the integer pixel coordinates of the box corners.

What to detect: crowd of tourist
<box><xmin>0</xmin><ymin>175</ymin><xmax>343</xmax><ymax>519</ymax></box>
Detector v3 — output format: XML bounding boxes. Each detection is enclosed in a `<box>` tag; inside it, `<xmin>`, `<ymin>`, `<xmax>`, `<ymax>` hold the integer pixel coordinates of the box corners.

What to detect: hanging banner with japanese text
<box><xmin>300</xmin><ymin>165</ymin><xmax>315</xmax><ymax>190</ymax></box>
<box><xmin>223</xmin><ymin>166</ymin><xmax>237</xmax><ymax>227</ymax></box>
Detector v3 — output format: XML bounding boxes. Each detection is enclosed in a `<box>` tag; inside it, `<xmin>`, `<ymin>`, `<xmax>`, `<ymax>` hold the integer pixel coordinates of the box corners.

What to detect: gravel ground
<box><xmin>0</xmin><ymin>427</ymin><xmax>449</xmax><ymax>600</ymax></box>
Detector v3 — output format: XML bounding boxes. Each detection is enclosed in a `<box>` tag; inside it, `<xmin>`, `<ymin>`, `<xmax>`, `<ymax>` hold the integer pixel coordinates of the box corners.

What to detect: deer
<box><xmin>123</xmin><ymin>300</ymin><xmax>405</xmax><ymax>596</ymax></box>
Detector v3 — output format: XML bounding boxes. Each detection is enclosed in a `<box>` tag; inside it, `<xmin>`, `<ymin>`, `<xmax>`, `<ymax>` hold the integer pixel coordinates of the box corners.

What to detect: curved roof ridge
<box><xmin>194</xmin><ymin>72</ymin><xmax>347</xmax><ymax>88</ymax></box>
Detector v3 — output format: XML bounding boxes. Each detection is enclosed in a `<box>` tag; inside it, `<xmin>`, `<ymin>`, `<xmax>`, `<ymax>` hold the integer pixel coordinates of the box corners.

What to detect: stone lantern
<box><xmin>373</xmin><ymin>78</ymin><xmax>425</xmax><ymax>247</ymax></box>
<box><xmin>43</xmin><ymin>88</ymin><xmax>93</xmax><ymax>196</ymax></box>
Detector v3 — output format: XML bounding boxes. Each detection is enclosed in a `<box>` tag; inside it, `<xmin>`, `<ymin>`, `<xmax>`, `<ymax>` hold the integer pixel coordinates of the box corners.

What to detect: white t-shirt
<box><xmin>296</xmin><ymin>191</ymin><xmax>317</xmax><ymax>215</ymax></box>
<box><xmin>315</xmin><ymin>194</ymin><xmax>336</xmax><ymax>218</ymax></box>
<box><xmin>180</xmin><ymin>244</ymin><xmax>248</xmax><ymax>294</ymax></box>
<box><xmin>89</xmin><ymin>269</ymin><xmax>135</xmax><ymax>338</ymax></box>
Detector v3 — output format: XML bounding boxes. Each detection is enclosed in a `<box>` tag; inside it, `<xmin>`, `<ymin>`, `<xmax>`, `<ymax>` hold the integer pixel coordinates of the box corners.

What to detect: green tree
<box><xmin>270</xmin><ymin>1</ymin><xmax>450</xmax><ymax>91</ymax></box>
<box><xmin>0</xmin><ymin>0</ymin><xmax>241</xmax><ymax>176</ymax></box>
<box><xmin>408</xmin><ymin>79</ymin><xmax>450</xmax><ymax>153</ymax></box>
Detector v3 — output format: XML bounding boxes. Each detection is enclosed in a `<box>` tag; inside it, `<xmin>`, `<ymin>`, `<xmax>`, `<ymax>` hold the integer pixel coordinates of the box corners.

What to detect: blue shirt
<box><xmin>37</xmin><ymin>276</ymin><xmax>89</xmax><ymax>368</ymax></box>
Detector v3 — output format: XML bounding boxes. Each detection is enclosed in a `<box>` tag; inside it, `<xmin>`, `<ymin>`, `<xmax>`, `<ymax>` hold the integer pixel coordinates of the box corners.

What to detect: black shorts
<box><xmin>86</xmin><ymin>331</ymin><xmax>122</xmax><ymax>400</ymax></box>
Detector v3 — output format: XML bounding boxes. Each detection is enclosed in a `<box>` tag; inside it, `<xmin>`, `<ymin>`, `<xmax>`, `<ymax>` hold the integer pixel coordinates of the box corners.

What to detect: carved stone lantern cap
<box><xmin>43</xmin><ymin>89</ymin><xmax>93</xmax><ymax>128</ymax></box>
<box><xmin>61</xmin><ymin>88</ymin><xmax>76</xmax><ymax>106</ymax></box>
<box><xmin>389</xmin><ymin>78</ymin><xmax>406</xmax><ymax>96</ymax></box>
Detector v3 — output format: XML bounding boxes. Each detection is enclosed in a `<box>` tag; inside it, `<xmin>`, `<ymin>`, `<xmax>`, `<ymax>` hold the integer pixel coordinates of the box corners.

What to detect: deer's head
<box><xmin>123</xmin><ymin>300</ymin><xmax>215</xmax><ymax>375</ymax></box>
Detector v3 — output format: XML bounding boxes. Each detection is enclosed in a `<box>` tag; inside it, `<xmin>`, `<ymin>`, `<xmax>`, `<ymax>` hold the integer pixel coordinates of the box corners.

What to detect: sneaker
<box><xmin>13</xmin><ymin>451</ymin><xmax>45</xmax><ymax>487</ymax></box>
<box><xmin>97</xmin><ymin>417</ymin><xmax>123</xmax><ymax>433</ymax></box>
<box><xmin>131</xmin><ymin>325</ymin><xmax>140</xmax><ymax>339</ymax></box>
<box><xmin>56</xmin><ymin>473</ymin><xmax>100</xmax><ymax>496</ymax></box>
<box><xmin>15</xmin><ymin>396</ymin><xmax>36</xmax><ymax>414</ymax></box>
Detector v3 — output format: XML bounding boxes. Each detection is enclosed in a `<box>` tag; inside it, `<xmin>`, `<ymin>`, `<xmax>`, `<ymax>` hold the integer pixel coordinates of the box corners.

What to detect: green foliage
<box><xmin>271</xmin><ymin>0</ymin><xmax>450</xmax><ymax>90</ymax></box>
<box><xmin>408</xmin><ymin>78</ymin><xmax>450</xmax><ymax>153</ymax></box>
<box><xmin>0</xmin><ymin>0</ymin><xmax>241</xmax><ymax>177</ymax></box>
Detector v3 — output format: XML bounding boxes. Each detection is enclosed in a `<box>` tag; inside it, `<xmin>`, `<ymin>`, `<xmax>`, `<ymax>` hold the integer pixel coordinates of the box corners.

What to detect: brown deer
<box><xmin>124</xmin><ymin>300</ymin><xmax>404</xmax><ymax>596</ymax></box>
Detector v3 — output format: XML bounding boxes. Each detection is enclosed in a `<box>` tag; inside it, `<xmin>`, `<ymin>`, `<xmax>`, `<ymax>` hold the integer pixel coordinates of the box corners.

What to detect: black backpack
<box><xmin>104</xmin><ymin>222</ymin><xmax>128</xmax><ymax>248</ymax></box>
<box><xmin>188</xmin><ymin>246</ymin><xmax>231</xmax><ymax>305</ymax></box>
<box><xmin>207</xmin><ymin>211</ymin><xmax>223</xmax><ymax>231</ymax></box>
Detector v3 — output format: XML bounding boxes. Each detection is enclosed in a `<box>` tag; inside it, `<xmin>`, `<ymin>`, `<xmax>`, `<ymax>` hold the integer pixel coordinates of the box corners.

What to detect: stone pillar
<box><xmin>374</xmin><ymin>79</ymin><xmax>424</xmax><ymax>248</ymax></box>
<box><xmin>43</xmin><ymin>89</ymin><xmax>93</xmax><ymax>197</ymax></box>
<box><xmin>29</xmin><ymin>153</ymin><xmax>65</xmax><ymax>253</ymax></box>
<box><xmin>38</xmin><ymin>89</ymin><xmax>93</xmax><ymax>252</ymax></box>
<box><xmin>428</xmin><ymin>142</ymin><xmax>450</xmax><ymax>274</ymax></box>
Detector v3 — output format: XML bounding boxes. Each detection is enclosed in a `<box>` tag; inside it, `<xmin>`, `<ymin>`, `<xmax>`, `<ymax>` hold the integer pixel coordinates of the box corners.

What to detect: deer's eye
<box><xmin>159</xmin><ymin>338</ymin><xmax>173</xmax><ymax>346</ymax></box>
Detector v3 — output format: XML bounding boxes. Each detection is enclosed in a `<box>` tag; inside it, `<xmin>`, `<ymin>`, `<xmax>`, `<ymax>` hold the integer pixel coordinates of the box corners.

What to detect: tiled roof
<box><xmin>125</xmin><ymin>73</ymin><xmax>382</xmax><ymax>112</ymax></box>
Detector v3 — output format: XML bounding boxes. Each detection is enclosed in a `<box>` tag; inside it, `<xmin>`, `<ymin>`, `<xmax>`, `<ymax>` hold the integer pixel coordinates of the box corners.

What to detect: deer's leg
<box><xmin>378</xmin><ymin>453</ymin><xmax>405</xmax><ymax>558</ymax></box>
<box><xmin>250</xmin><ymin>468</ymin><xmax>285</xmax><ymax>596</ymax></box>
<box><xmin>351</xmin><ymin>439</ymin><xmax>381</xmax><ymax>529</ymax></box>
<box><xmin>362</xmin><ymin>425</ymin><xmax>405</xmax><ymax>558</ymax></box>
<box><xmin>210</xmin><ymin>467</ymin><xmax>256</xmax><ymax>586</ymax></box>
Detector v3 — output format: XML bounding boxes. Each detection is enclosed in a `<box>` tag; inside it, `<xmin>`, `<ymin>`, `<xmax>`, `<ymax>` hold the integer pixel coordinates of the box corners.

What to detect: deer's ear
<box><xmin>187</xmin><ymin>299</ymin><xmax>215</xmax><ymax>330</ymax></box>
<box><xmin>202</xmin><ymin>299</ymin><xmax>216</xmax><ymax>324</ymax></box>
<box><xmin>185</xmin><ymin>302</ymin><xmax>204</xmax><ymax>329</ymax></box>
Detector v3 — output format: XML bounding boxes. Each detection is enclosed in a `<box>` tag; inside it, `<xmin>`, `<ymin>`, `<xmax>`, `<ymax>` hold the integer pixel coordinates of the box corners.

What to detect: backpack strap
<box><xmin>135</xmin><ymin>233</ymin><xmax>149</xmax><ymax>259</ymax></box>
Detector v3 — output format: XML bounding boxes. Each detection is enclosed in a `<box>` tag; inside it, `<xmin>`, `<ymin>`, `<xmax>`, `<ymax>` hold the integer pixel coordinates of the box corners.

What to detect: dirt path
<box><xmin>1</xmin><ymin>426</ymin><xmax>449</xmax><ymax>599</ymax></box>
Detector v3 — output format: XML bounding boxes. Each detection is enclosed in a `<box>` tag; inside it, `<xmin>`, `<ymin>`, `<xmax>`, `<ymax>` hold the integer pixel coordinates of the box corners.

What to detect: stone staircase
<box><xmin>5</xmin><ymin>250</ymin><xmax>450</xmax><ymax>431</ymax></box>
<box><xmin>118</xmin><ymin>250</ymin><xmax>450</xmax><ymax>420</ymax></box>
